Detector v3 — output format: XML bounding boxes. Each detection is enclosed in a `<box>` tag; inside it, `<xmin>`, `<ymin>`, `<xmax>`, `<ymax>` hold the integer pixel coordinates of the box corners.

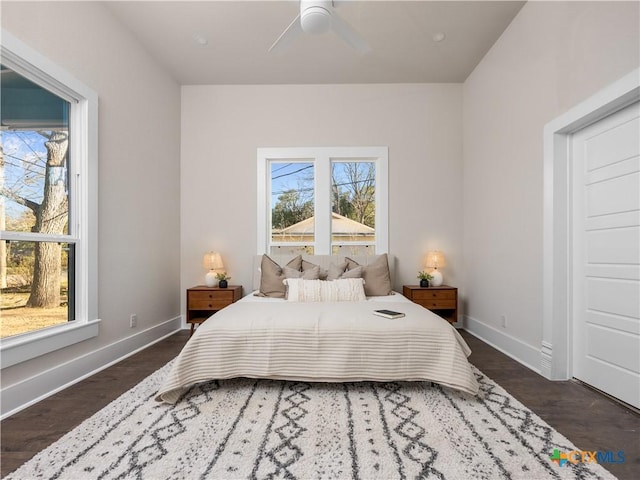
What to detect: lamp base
<box><xmin>205</xmin><ymin>271</ymin><xmax>216</xmax><ymax>287</ymax></box>
<box><xmin>430</xmin><ymin>269</ymin><xmax>443</xmax><ymax>287</ymax></box>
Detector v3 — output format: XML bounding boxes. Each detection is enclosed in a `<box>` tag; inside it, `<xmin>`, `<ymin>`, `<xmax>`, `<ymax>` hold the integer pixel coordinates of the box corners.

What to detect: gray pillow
<box><xmin>345</xmin><ymin>254</ymin><xmax>392</xmax><ymax>296</ymax></box>
<box><xmin>256</xmin><ymin>254</ymin><xmax>303</xmax><ymax>298</ymax></box>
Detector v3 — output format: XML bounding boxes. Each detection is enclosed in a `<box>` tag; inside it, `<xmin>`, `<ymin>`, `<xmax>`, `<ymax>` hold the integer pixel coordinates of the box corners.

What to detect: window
<box><xmin>269</xmin><ymin>160</ymin><xmax>315</xmax><ymax>254</ymax></box>
<box><xmin>257</xmin><ymin>147</ymin><xmax>388</xmax><ymax>256</ymax></box>
<box><xmin>0</xmin><ymin>30</ymin><xmax>98</xmax><ymax>367</ymax></box>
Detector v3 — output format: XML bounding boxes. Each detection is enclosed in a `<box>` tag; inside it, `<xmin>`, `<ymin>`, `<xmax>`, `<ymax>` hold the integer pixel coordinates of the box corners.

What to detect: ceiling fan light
<box><xmin>301</xmin><ymin>7</ymin><xmax>331</xmax><ymax>34</ymax></box>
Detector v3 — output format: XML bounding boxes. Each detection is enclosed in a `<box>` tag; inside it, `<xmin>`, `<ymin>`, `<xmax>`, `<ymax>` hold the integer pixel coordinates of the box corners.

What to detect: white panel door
<box><xmin>572</xmin><ymin>101</ymin><xmax>640</xmax><ymax>408</ymax></box>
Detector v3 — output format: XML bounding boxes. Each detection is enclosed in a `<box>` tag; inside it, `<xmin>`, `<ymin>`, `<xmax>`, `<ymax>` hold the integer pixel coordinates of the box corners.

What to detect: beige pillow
<box><xmin>326</xmin><ymin>263</ymin><xmax>363</xmax><ymax>280</ymax></box>
<box><xmin>326</xmin><ymin>262</ymin><xmax>348</xmax><ymax>281</ymax></box>
<box><xmin>340</xmin><ymin>265</ymin><xmax>363</xmax><ymax>279</ymax></box>
<box><xmin>256</xmin><ymin>254</ymin><xmax>303</xmax><ymax>298</ymax></box>
<box><xmin>283</xmin><ymin>265</ymin><xmax>321</xmax><ymax>280</ymax></box>
<box><xmin>302</xmin><ymin>259</ymin><xmax>328</xmax><ymax>280</ymax></box>
<box><xmin>345</xmin><ymin>254</ymin><xmax>392</xmax><ymax>296</ymax></box>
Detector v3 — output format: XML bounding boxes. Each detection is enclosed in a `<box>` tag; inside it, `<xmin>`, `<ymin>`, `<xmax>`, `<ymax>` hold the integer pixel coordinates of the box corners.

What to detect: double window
<box><xmin>1</xmin><ymin>31</ymin><xmax>98</xmax><ymax>366</ymax></box>
<box><xmin>257</xmin><ymin>147</ymin><xmax>388</xmax><ymax>256</ymax></box>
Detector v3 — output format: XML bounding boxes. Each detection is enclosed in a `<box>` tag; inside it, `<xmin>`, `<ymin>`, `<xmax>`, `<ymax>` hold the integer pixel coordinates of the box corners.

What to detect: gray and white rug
<box><xmin>6</xmin><ymin>362</ymin><xmax>616</xmax><ymax>480</ymax></box>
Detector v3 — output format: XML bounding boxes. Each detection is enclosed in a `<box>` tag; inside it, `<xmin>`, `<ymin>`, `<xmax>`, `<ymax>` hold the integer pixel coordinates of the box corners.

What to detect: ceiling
<box><xmin>106</xmin><ymin>1</ymin><xmax>526</xmax><ymax>85</ymax></box>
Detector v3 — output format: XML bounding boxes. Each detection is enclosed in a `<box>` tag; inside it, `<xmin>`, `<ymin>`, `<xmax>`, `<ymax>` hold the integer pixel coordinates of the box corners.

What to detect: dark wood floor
<box><xmin>2</xmin><ymin>329</ymin><xmax>638</xmax><ymax>479</ymax></box>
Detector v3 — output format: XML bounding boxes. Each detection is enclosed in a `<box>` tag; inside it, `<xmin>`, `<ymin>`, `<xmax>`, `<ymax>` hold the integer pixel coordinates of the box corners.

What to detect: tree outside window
<box><xmin>262</xmin><ymin>147</ymin><xmax>387</xmax><ymax>257</ymax></box>
<box><xmin>1</xmin><ymin>65</ymin><xmax>73</xmax><ymax>338</ymax></box>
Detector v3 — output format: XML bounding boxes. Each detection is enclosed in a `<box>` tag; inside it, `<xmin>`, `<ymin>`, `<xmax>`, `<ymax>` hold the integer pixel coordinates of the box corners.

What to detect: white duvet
<box><xmin>156</xmin><ymin>293</ymin><xmax>479</xmax><ymax>404</ymax></box>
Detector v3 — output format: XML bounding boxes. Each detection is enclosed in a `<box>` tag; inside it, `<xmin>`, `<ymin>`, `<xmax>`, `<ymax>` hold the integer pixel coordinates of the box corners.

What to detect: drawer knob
<box><xmin>208</xmin><ymin>304</ymin><xmax>212</xmax><ymax>308</ymax></box>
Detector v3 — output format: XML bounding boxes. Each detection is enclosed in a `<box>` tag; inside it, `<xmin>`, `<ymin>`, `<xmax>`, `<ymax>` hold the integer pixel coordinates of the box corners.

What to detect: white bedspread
<box><xmin>156</xmin><ymin>294</ymin><xmax>479</xmax><ymax>403</ymax></box>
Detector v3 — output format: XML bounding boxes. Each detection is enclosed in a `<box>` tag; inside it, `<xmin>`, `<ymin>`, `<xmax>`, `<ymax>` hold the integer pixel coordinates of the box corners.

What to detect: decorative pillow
<box><xmin>284</xmin><ymin>278</ymin><xmax>366</xmax><ymax>302</ymax></box>
<box><xmin>302</xmin><ymin>259</ymin><xmax>328</xmax><ymax>280</ymax></box>
<box><xmin>255</xmin><ymin>254</ymin><xmax>303</xmax><ymax>298</ymax></box>
<box><xmin>340</xmin><ymin>265</ymin><xmax>363</xmax><ymax>279</ymax></box>
<box><xmin>283</xmin><ymin>265</ymin><xmax>321</xmax><ymax>280</ymax></box>
<box><xmin>326</xmin><ymin>263</ymin><xmax>363</xmax><ymax>281</ymax></box>
<box><xmin>326</xmin><ymin>261</ymin><xmax>348</xmax><ymax>281</ymax></box>
<box><xmin>345</xmin><ymin>253</ymin><xmax>392</xmax><ymax>296</ymax></box>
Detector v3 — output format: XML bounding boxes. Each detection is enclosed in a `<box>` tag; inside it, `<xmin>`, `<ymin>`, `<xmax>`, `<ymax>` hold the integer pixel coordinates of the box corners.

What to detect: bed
<box><xmin>156</xmin><ymin>254</ymin><xmax>479</xmax><ymax>404</ymax></box>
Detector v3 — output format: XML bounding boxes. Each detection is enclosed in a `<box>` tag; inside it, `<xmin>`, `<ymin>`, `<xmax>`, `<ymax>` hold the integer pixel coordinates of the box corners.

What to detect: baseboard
<box><xmin>1</xmin><ymin>316</ymin><xmax>182</xmax><ymax>419</ymax></box>
<box><xmin>463</xmin><ymin>315</ymin><xmax>542</xmax><ymax>375</ymax></box>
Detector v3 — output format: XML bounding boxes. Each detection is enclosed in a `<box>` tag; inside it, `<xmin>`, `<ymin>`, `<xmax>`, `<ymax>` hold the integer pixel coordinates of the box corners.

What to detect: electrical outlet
<box><xmin>500</xmin><ymin>314</ymin><xmax>507</xmax><ymax>328</ymax></box>
<box><xmin>130</xmin><ymin>314</ymin><xmax>137</xmax><ymax>328</ymax></box>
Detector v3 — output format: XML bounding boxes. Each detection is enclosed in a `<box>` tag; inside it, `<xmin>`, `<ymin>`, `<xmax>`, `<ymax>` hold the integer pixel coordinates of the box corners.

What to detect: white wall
<box><xmin>6</xmin><ymin>0</ymin><xmax>633</xmax><ymax>413</ymax></box>
<box><xmin>181</xmin><ymin>84</ymin><xmax>463</xmax><ymax>309</ymax></box>
<box><xmin>462</xmin><ymin>1</ymin><xmax>640</xmax><ymax>367</ymax></box>
<box><xmin>1</xmin><ymin>2</ymin><xmax>181</xmax><ymax>413</ymax></box>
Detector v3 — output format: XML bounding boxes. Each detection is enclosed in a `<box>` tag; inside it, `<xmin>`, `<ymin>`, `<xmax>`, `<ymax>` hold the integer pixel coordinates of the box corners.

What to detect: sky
<box><xmin>269</xmin><ymin>160</ymin><xmax>375</xmax><ymax>212</ymax></box>
<box><xmin>1</xmin><ymin>131</ymin><xmax>51</xmax><ymax>228</ymax></box>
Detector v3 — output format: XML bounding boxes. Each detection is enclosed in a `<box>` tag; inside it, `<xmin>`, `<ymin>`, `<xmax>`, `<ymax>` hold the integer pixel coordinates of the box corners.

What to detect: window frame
<box><xmin>257</xmin><ymin>146</ymin><xmax>388</xmax><ymax>255</ymax></box>
<box><xmin>1</xmin><ymin>29</ymin><xmax>99</xmax><ymax>367</ymax></box>
<box><xmin>268</xmin><ymin>158</ymin><xmax>316</xmax><ymax>253</ymax></box>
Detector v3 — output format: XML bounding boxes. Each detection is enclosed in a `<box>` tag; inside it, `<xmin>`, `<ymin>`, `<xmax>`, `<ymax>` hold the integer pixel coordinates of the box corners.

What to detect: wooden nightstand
<box><xmin>403</xmin><ymin>285</ymin><xmax>458</xmax><ymax>324</ymax></box>
<box><xmin>186</xmin><ymin>285</ymin><xmax>242</xmax><ymax>335</ymax></box>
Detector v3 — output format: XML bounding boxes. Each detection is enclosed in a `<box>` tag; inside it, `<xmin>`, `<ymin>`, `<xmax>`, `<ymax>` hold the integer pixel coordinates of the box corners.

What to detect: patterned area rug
<box><xmin>6</xmin><ymin>362</ymin><xmax>616</xmax><ymax>480</ymax></box>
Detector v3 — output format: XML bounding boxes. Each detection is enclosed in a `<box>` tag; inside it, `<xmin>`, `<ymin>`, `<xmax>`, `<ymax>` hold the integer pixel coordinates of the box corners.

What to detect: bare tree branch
<box><xmin>0</xmin><ymin>187</ymin><xmax>40</xmax><ymax>213</ymax></box>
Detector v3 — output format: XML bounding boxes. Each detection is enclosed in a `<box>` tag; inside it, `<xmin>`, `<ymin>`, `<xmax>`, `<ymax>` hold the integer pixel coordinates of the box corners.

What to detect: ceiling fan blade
<box><xmin>269</xmin><ymin>14</ymin><xmax>303</xmax><ymax>53</ymax></box>
<box><xmin>330</xmin><ymin>11</ymin><xmax>370</xmax><ymax>53</ymax></box>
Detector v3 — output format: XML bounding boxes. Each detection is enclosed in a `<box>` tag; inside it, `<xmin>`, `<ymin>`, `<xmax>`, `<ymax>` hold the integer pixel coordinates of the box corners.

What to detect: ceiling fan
<box><xmin>269</xmin><ymin>0</ymin><xmax>370</xmax><ymax>54</ymax></box>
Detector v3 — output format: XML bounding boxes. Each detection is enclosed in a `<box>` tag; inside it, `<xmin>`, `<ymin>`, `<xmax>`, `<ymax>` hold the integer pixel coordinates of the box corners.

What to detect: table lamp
<box><xmin>425</xmin><ymin>250</ymin><xmax>445</xmax><ymax>287</ymax></box>
<box><xmin>203</xmin><ymin>252</ymin><xmax>224</xmax><ymax>287</ymax></box>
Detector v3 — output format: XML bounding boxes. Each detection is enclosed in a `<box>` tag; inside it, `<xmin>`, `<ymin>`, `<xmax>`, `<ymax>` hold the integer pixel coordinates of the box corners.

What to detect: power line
<box><xmin>271</xmin><ymin>163</ymin><xmax>293</xmax><ymax>173</ymax></box>
<box><xmin>272</xmin><ymin>177</ymin><xmax>374</xmax><ymax>196</ymax></box>
<box><xmin>271</xmin><ymin>164</ymin><xmax>313</xmax><ymax>181</ymax></box>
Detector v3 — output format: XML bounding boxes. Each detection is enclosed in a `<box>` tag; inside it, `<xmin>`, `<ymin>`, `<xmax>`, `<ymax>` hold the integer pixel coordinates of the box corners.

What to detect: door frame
<box><xmin>542</xmin><ymin>68</ymin><xmax>639</xmax><ymax>381</ymax></box>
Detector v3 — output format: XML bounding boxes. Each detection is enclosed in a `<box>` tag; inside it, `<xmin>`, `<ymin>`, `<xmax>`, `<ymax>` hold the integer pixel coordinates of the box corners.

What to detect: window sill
<box><xmin>1</xmin><ymin>319</ymin><xmax>101</xmax><ymax>368</ymax></box>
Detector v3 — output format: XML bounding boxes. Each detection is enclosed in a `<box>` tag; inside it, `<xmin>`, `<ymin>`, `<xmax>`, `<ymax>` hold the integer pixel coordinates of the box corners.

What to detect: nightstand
<box><xmin>403</xmin><ymin>285</ymin><xmax>458</xmax><ymax>324</ymax></box>
<box><xmin>186</xmin><ymin>285</ymin><xmax>242</xmax><ymax>335</ymax></box>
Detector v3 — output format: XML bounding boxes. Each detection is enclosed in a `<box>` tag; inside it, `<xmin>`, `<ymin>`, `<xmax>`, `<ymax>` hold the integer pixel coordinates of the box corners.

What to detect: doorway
<box><xmin>571</xmin><ymin>102</ymin><xmax>639</xmax><ymax>408</ymax></box>
<box><xmin>542</xmin><ymin>68</ymin><xmax>639</xmax><ymax>408</ymax></box>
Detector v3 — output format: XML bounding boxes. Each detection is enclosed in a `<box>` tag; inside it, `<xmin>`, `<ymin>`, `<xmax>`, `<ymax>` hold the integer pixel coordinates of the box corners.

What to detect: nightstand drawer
<box><xmin>188</xmin><ymin>291</ymin><xmax>234</xmax><ymax>310</ymax></box>
<box><xmin>411</xmin><ymin>290</ymin><xmax>456</xmax><ymax>301</ymax></box>
<box><xmin>414</xmin><ymin>299</ymin><xmax>456</xmax><ymax>309</ymax></box>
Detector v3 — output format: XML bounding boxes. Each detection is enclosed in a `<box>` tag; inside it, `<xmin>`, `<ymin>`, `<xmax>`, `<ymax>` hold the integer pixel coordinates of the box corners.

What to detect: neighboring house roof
<box><xmin>273</xmin><ymin>212</ymin><xmax>374</xmax><ymax>235</ymax></box>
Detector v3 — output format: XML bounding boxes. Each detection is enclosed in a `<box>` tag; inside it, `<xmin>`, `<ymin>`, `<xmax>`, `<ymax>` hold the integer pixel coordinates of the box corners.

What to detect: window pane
<box><xmin>331</xmin><ymin>161</ymin><xmax>376</xmax><ymax>245</ymax></box>
<box><xmin>1</xmin><ymin>65</ymin><xmax>71</xmax><ymax>235</ymax></box>
<box><xmin>332</xmin><ymin>245</ymin><xmax>375</xmax><ymax>256</ymax></box>
<box><xmin>1</xmin><ymin>241</ymin><xmax>74</xmax><ymax>338</ymax></box>
<box><xmin>270</xmin><ymin>161</ymin><xmax>314</xmax><ymax>245</ymax></box>
<box><xmin>270</xmin><ymin>245</ymin><xmax>315</xmax><ymax>256</ymax></box>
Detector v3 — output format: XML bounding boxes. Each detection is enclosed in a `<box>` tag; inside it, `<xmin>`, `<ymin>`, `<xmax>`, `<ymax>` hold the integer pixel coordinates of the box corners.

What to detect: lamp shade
<box><xmin>203</xmin><ymin>252</ymin><xmax>224</xmax><ymax>271</ymax></box>
<box><xmin>425</xmin><ymin>250</ymin><xmax>446</xmax><ymax>269</ymax></box>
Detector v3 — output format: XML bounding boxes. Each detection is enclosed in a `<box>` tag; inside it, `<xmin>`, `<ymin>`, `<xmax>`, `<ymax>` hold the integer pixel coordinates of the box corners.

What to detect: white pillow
<box><xmin>283</xmin><ymin>278</ymin><xmax>366</xmax><ymax>302</ymax></box>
